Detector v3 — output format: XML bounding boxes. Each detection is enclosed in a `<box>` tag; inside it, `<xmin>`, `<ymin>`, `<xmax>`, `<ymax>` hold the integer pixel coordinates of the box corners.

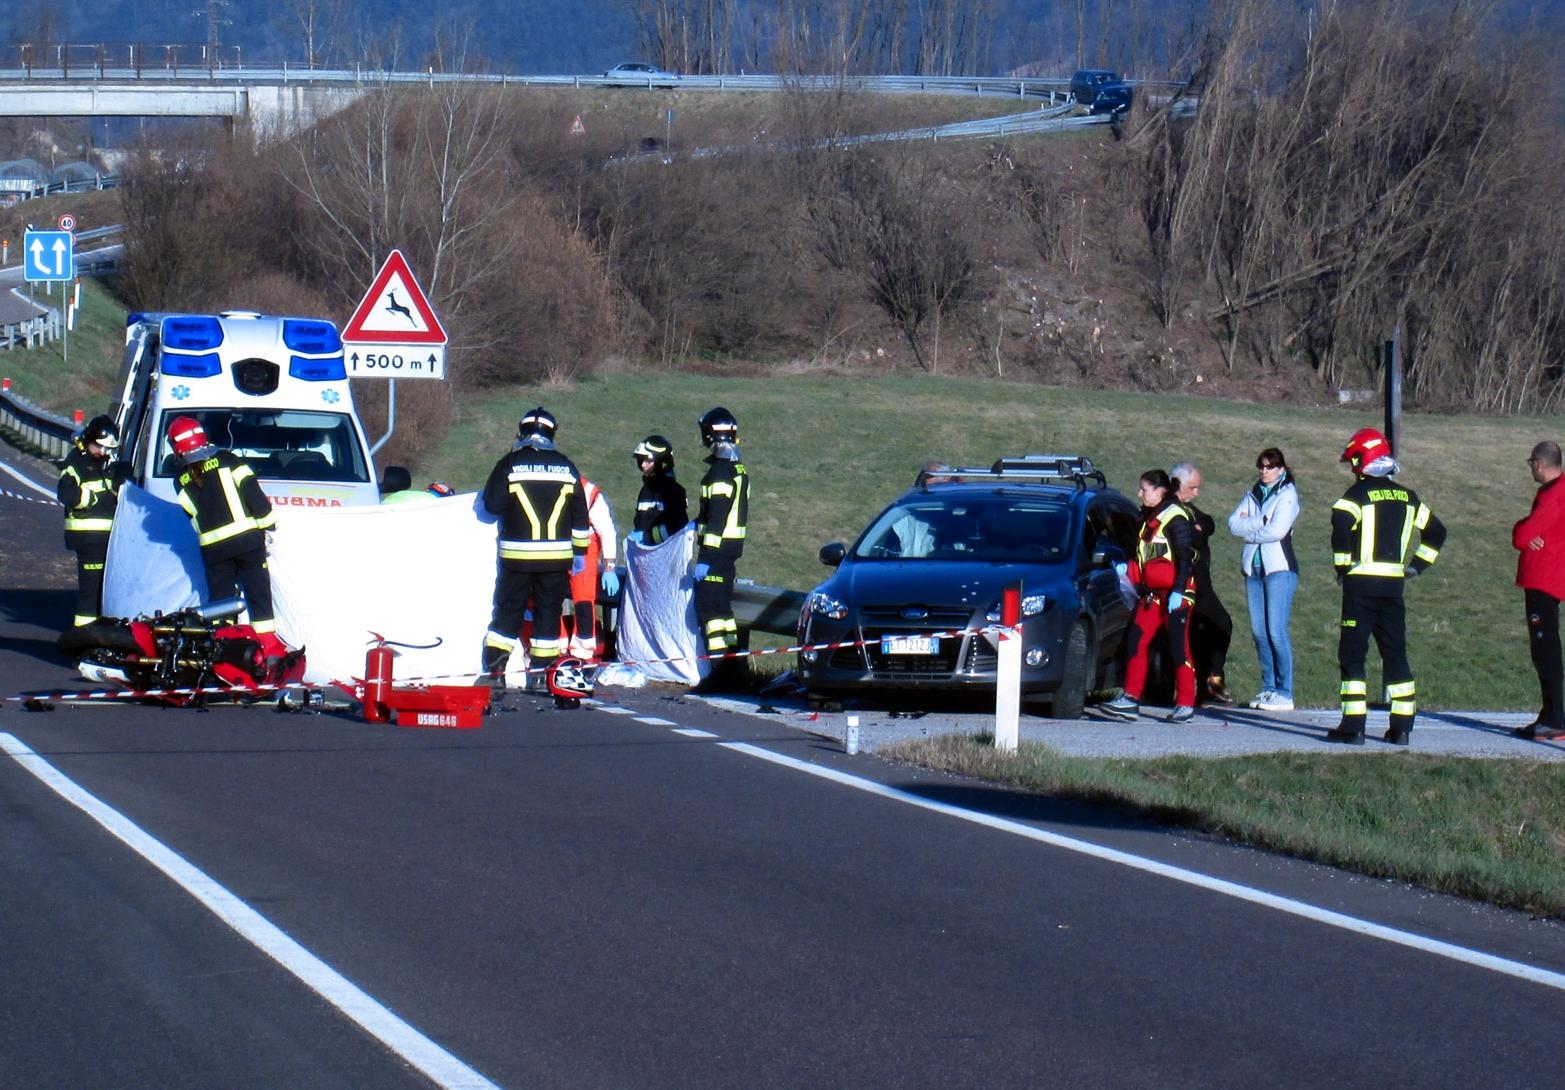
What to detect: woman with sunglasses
<box><xmin>1228</xmin><ymin>448</ymin><xmax>1301</xmax><ymax>710</ymax></box>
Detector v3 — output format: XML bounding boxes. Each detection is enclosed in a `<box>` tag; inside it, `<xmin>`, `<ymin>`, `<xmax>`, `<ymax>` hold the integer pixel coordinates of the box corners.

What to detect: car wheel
<box><xmin>1047</xmin><ymin>621</ymin><xmax>1090</xmax><ymax>720</ymax></box>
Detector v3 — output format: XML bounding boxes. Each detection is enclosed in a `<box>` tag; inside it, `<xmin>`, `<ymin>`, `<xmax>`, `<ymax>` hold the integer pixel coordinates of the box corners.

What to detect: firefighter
<box><xmin>1326</xmin><ymin>427</ymin><xmax>1446</xmax><ymax>746</ymax></box>
<box><xmin>1101</xmin><ymin>469</ymin><xmax>1198</xmax><ymax>723</ymax></box>
<box><xmin>567</xmin><ymin>474</ymin><xmax>619</xmax><ymax>659</ymax></box>
<box><xmin>166</xmin><ymin>416</ymin><xmax>287</xmax><ymax>658</ymax></box>
<box><xmin>57</xmin><ymin>414</ymin><xmax>125</xmax><ymax>627</ymax></box>
<box><xmin>628</xmin><ymin>434</ymin><xmax>688</xmax><ymax>546</ymax></box>
<box><xmin>1172</xmin><ymin>460</ymin><xmax>1234</xmax><ymax>705</ymax></box>
<box><xmin>481</xmin><ymin>407</ymin><xmax>590</xmax><ymax>695</ymax></box>
<box><xmin>692</xmin><ymin>407</ymin><xmax>749</xmax><ymax>689</ymax></box>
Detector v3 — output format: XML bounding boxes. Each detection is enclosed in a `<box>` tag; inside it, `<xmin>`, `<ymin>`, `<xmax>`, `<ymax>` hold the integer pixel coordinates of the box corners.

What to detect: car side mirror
<box><xmin>819</xmin><ymin>542</ymin><xmax>846</xmax><ymax>567</ymax></box>
<box><xmin>1092</xmin><ymin>543</ymin><xmax>1126</xmax><ymax>567</ymax></box>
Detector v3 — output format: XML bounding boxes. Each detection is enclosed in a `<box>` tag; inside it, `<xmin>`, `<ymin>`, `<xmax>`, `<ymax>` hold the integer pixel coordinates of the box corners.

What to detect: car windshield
<box><xmin>853</xmin><ymin>495</ymin><xmax>1074</xmax><ymax>563</ymax></box>
<box><xmin>154</xmin><ymin>409</ymin><xmax>370</xmax><ymax>483</ymax></box>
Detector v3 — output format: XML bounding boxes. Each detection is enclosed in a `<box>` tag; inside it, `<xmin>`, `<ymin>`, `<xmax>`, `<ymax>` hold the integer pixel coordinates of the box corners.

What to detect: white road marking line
<box><xmin>671</xmin><ymin>728</ymin><xmax>717</xmax><ymax>738</ymax></box>
<box><xmin>714</xmin><ymin>738</ymin><xmax>1565</xmax><ymax>993</ymax></box>
<box><xmin>0</xmin><ymin>458</ymin><xmax>56</xmax><ymax>499</ymax></box>
<box><xmin>592</xmin><ymin>705</ymin><xmax>636</xmax><ymax>715</ymax></box>
<box><xmin>634</xmin><ymin>716</ymin><xmax>676</xmax><ymax>726</ymax></box>
<box><xmin>0</xmin><ymin>733</ymin><xmax>502</xmax><ymax>1090</ymax></box>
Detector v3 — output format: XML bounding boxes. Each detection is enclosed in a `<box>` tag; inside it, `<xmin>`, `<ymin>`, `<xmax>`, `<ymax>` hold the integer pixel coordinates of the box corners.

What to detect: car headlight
<box><xmin>808</xmin><ymin>591</ymin><xmax>849</xmax><ymax>621</ymax></box>
<box><xmin>986</xmin><ymin>593</ymin><xmax>1047</xmax><ymax>622</ymax></box>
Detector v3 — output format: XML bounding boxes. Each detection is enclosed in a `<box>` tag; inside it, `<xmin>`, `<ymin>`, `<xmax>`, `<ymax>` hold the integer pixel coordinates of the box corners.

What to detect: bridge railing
<box><xmin>0</xmin><ymin>59</ymin><xmax>1188</xmax><ymax>100</ymax></box>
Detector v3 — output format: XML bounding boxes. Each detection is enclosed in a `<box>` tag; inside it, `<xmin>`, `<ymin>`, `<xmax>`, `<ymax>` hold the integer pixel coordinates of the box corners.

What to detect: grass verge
<box><xmin>886</xmin><ymin>735</ymin><xmax>1565</xmax><ymax>917</ymax></box>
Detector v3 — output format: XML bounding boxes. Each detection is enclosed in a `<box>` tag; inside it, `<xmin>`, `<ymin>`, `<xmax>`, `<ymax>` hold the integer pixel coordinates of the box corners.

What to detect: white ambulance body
<box><xmin>110</xmin><ymin>311</ymin><xmax>381</xmax><ymax>508</ymax></box>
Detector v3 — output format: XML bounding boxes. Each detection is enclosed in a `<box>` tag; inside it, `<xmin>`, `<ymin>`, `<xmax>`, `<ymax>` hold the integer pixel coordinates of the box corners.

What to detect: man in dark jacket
<box><xmin>1512</xmin><ymin>440</ymin><xmax>1565</xmax><ymax>741</ymax></box>
<box><xmin>1173</xmin><ymin>461</ymin><xmax>1233</xmax><ymax>705</ymax></box>
<box><xmin>58</xmin><ymin>415</ymin><xmax>125</xmax><ymax>627</ymax></box>
<box><xmin>481</xmin><ymin>407</ymin><xmax>590</xmax><ymax>694</ymax></box>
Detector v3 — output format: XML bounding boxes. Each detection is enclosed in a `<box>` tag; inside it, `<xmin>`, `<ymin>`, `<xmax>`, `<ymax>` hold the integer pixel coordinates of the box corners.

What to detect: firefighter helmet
<box><xmin>427</xmin><ymin>480</ymin><xmax>454</xmax><ymax>497</ymax></box>
<box><xmin>1341</xmin><ymin>427</ymin><xmax>1390</xmax><ymax>468</ymax></box>
<box><xmin>168</xmin><ymin>416</ymin><xmax>212</xmax><ymax>459</ymax></box>
<box><xmin>547</xmin><ymin>656</ymin><xmax>595</xmax><ymax>699</ymax></box>
<box><xmin>633</xmin><ymin>434</ymin><xmax>674</xmax><ymax>472</ymax></box>
<box><xmin>698</xmin><ymin>406</ymin><xmax>738</xmax><ymax>448</ymax></box>
<box><xmin>81</xmin><ymin>414</ymin><xmax>119</xmax><ymax>452</ymax></box>
<box><xmin>517</xmin><ymin>406</ymin><xmax>558</xmax><ymax>442</ymax></box>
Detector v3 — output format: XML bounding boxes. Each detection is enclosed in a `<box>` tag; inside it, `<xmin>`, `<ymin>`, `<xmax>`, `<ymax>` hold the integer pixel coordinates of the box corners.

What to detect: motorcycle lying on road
<box><xmin>56</xmin><ymin>598</ymin><xmax>307</xmax><ymax>705</ymax></box>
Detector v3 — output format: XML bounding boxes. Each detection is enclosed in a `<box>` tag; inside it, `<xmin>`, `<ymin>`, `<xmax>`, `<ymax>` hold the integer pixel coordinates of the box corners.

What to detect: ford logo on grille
<box><xmin>900</xmin><ymin>607</ymin><xmax>929</xmax><ymax>620</ymax></box>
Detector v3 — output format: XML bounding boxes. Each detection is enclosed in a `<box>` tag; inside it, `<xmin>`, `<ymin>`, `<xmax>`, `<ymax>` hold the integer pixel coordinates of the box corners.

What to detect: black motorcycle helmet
<box><xmin>517</xmin><ymin>406</ymin><xmax>558</xmax><ymax>442</ymax></box>
<box><xmin>698</xmin><ymin>407</ymin><xmax>738</xmax><ymax>448</ymax></box>
<box><xmin>633</xmin><ymin>434</ymin><xmax>675</xmax><ymax>473</ymax></box>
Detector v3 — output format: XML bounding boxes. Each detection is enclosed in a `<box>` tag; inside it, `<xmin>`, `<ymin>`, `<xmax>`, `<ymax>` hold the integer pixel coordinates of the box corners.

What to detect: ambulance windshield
<box><xmin>154</xmin><ymin>409</ymin><xmax>371</xmax><ymax>484</ymax></box>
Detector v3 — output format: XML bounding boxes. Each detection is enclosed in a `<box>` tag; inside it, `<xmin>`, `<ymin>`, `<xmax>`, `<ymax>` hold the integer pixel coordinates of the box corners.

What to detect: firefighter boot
<box><xmin>1325</xmin><ymin>721</ymin><xmax>1365</xmax><ymax>745</ymax></box>
<box><xmin>480</xmin><ymin>645</ymin><xmax>509</xmax><ymax>691</ymax></box>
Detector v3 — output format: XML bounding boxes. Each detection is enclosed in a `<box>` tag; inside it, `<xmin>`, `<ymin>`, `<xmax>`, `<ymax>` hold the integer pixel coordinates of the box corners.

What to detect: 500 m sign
<box><xmin>347</xmin><ymin>347</ymin><xmax>445</xmax><ymax>379</ymax></box>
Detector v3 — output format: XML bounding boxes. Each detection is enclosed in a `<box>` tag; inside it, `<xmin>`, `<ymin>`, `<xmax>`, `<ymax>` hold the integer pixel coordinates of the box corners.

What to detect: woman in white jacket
<box><xmin>1227</xmin><ymin>448</ymin><xmax>1301</xmax><ymax>710</ymax></box>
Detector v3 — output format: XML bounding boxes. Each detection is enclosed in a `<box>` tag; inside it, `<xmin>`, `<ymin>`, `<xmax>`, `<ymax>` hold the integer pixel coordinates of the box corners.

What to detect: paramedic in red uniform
<box><xmin>1101</xmin><ymin>469</ymin><xmax>1198</xmax><ymax>723</ymax></box>
<box><xmin>568</xmin><ymin>475</ymin><xmax>619</xmax><ymax>659</ymax></box>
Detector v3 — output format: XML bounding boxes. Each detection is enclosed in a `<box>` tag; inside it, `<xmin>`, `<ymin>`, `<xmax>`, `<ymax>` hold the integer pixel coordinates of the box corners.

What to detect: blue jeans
<box><xmin>1244</xmin><ymin>570</ymin><xmax>1297</xmax><ymax>698</ymax></box>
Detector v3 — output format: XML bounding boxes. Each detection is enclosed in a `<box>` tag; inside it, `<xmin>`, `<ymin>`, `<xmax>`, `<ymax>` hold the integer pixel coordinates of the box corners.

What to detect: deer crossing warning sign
<box><xmin>342</xmin><ymin>249</ymin><xmax>449</xmax><ymax>379</ymax></box>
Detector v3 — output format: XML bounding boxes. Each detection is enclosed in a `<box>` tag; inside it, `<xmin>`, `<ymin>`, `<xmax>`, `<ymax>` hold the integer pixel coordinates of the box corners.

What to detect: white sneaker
<box><xmin>1256</xmin><ymin>695</ymin><xmax>1294</xmax><ymax>711</ymax></box>
<box><xmin>1248</xmin><ymin>690</ymin><xmax>1275</xmax><ymax>709</ymax></box>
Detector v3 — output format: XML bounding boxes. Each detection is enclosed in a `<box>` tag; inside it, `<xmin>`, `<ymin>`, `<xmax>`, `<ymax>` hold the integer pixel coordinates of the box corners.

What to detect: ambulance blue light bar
<box><xmin>161</xmin><ymin>352</ymin><xmax>222</xmax><ymax>378</ymax></box>
<box><xmin>282</xmin><ymin>319</ymin><xmax>343</xmax><ymax>355</ymax></box>
<box><xmin>289</xmin><ymin>355</ymin><xmax>347</xmax><ymax>381</ymax></box>
<box><xmin>161</xmin><ymin>316</ymin><xmax>225</xmax><ymax>351</ymax></box>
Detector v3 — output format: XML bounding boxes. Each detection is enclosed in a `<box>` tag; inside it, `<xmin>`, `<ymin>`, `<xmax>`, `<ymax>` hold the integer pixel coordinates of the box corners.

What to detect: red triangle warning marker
<box><xmin>342</xmin><ymin>249</ymin><xmax>448</xmax><ymax>345</ymax></box>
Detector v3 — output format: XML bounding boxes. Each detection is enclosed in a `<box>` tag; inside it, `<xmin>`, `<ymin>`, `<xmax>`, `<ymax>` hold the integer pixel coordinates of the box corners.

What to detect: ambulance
<box><xmin>109</xmin><ymin>311</ymin><xmax>389</xmax><ymax>508</ymax></box>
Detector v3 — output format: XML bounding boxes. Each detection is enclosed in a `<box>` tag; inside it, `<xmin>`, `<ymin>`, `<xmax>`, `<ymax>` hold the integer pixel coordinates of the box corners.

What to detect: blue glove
<box><xmin>627</xmin><ymin>529</ymin><xmax>645</xmax><ymax>546</ymax></box>
<box><xmin>570</xmin><ymin>555</ymin><xmax>586</xmax><ymax>576</ymax></box>
<box><xmin>1167</xmin><ymin>592</ymin><xmax>1188</xmax><ymax>612</ymax></box>
<box><xmin>1113</xmin><ymin>562</ymin><xmax>1128</xmax><ymax>577</ymax></box>
<box><xmin>601</xmin><ymin>570</ymin><xmax>621</xmax><ymax>596</ymax></box>
<box><xmin>1403</xmin><ymin>565</ymin><xmax>1420</xmax><ymax>579</ymax></box>
<box><xmin>692</xmin><ymin>562</ymin><xmax>711</xmax><ymax>581</ymax></box>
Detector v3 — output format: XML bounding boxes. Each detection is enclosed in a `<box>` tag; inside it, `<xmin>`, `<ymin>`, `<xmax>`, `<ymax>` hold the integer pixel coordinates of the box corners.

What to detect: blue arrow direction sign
<box><xmin>24</xmin><ymin>229</ymin><xmax>74</xmax><ymax>282</ymax></box>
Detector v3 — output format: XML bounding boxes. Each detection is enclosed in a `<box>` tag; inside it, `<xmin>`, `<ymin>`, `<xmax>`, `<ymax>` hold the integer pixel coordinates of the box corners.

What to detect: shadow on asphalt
<box><xmin>0</xmin><ymin>588</ymin><xmax>74</xmax><ymax>670</ymax></box>
<box><xmin>890</xmin><ymin>779</ymin><xmax>1172</xmax><ymax>834</ymax></box>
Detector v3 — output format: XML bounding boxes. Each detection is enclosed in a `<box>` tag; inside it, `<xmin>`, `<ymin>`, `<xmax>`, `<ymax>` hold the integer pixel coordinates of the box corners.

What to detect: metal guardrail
<box><xmin>7</xmin><ymin>175</ymin><xmax>121</xmax><ymax>201</ymax></box>
<box><xmin>0</xmin><ymin>383</ymin><xmax>74</xmax><ymax>461</ymax></box>
<box><xmin>733</xmin><ymin>580</ymin><xmax>806</xmax><ymax>637</ymax></box>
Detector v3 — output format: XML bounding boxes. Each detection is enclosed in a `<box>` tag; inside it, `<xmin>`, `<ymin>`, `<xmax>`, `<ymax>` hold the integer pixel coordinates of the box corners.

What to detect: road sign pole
<box><xmin>370</xmin><ymin>378</ymin><xmax>397</xmax><ymax>455</ymax></box>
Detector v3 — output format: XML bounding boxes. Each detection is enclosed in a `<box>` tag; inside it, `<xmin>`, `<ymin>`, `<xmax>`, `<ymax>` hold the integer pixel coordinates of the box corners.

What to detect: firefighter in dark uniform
<box><xmin>167</xmin><ymin>416</ymin><xmax>287</xmax><ymax>658</ymax></box>
<box><xmin>1326</xmin><ymin>427</ymin><xmax>1446</xmax><ymax>746</ymax></box>
<box><xmin>481</xmin><ymin>407</ymin><xmax>590</xmax><ymax>695</ymax></box>
<box><xmin>629</xmin><ymin>434</ymin><xmax>689</xmax><ymax>546</ymax></box>
<box><xmin>693</xmin><ymin>407</ymin><xmax>749</xmax><ymax>688</ymax></box>
<box><xmin>58</xmin><ymin>415</ymin><xmax>125</xmax><ymax>627</ymax></box>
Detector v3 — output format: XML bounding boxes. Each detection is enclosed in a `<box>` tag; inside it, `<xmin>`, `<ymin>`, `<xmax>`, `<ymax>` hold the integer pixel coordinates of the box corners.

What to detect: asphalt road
<box><xmin>4</xmin><ymin>441</ymin><xmax>1565</xmax><ymax>1089</ymax></box>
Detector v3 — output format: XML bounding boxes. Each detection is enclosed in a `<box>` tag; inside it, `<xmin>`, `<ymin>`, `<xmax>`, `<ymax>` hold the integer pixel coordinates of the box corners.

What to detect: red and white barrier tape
<box><xmin>0</xmin><ymin>486</ymin><xmax>62</xmax><ymax>507</ymax></box>
<box><xmin>6</xmin><ymin>627</ymin><xmax>995</xmax><ymax>705</ymax></box>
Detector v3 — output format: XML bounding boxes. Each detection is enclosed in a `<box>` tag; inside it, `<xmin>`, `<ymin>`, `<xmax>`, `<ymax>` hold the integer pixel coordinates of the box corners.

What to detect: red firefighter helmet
<box><xmin>168</xmin><ymin>416</ymin><xmax>211</xmax><ymax>459</ymax></box>
<box><xmin>547</xmin><ymin>656</ymin><xmax>595</xmax><ymax>699</ymax></box>
<box><xmin>1340</xmin><ymin>427</ymin><xmax>1390</xmax><ymax>469</ymax></box>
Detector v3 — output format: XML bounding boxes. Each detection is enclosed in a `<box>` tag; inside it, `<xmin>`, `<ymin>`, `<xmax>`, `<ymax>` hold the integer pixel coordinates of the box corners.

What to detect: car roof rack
<box><xmin>936</xmin><ymin>454</ymin><xmax>1106</xmax><ymax>490</ymax></box>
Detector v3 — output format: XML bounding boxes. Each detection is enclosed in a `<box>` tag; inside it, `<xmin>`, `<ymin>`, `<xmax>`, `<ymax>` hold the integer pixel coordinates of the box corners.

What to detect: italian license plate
<box><xmin>881</xmin><ymin>634</ymin><xmax>938</xmax><ymax>655</ymax></box>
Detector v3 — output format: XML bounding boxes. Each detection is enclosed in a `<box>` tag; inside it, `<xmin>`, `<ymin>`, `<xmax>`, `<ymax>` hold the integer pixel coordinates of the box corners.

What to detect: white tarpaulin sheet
<box><xmin>617</xmin><ymin>526</ymin><xmax>704</xmax><ymax>685</ymax></box>
<box><xmin>102</xmin><ymin>489</ymin><xmax>710</xmax><ymax>689</ymax></box>
<box><xmin>105</xmin><ymin>488</ymin><xmax>503</xmax><ymax>686</ymax></box>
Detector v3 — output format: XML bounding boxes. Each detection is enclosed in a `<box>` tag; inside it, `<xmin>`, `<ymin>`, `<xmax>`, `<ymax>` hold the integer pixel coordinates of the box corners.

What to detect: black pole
<box><xmin>1384</xmin><ymin>324</ymin><xmax>1402</xmax><ymax>456</ymax></box>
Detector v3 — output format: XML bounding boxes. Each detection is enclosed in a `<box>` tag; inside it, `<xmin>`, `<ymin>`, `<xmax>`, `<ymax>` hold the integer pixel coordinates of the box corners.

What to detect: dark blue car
<box><xmin>796</xmin><ymin>456</ymin><xmax>1139</xmax><ymax>717</ymax></box>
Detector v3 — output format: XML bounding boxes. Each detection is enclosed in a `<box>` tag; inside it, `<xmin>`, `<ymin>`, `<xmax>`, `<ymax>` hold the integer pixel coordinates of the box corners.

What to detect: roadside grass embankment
<box><xmin>887</xmin><ymin>735</ymin><xmax>1565</xmax><ymax>918</ymax></box>
<box><xmin>1</xmin><ymin>277</ymin><xmax>127</xmax><ymax>415</ymax></box>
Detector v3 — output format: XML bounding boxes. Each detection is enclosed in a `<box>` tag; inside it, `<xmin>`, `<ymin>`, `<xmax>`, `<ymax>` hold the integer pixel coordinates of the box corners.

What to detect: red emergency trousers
<box><xmin>1123</xmin><ymin>502</ymin><xmax>1197</xmax><ymax>707</ymax></box>
<box><xmin>568</xmin><ymin>537</ymin><xmax>603</xmax><ymax>656</ymax></box>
